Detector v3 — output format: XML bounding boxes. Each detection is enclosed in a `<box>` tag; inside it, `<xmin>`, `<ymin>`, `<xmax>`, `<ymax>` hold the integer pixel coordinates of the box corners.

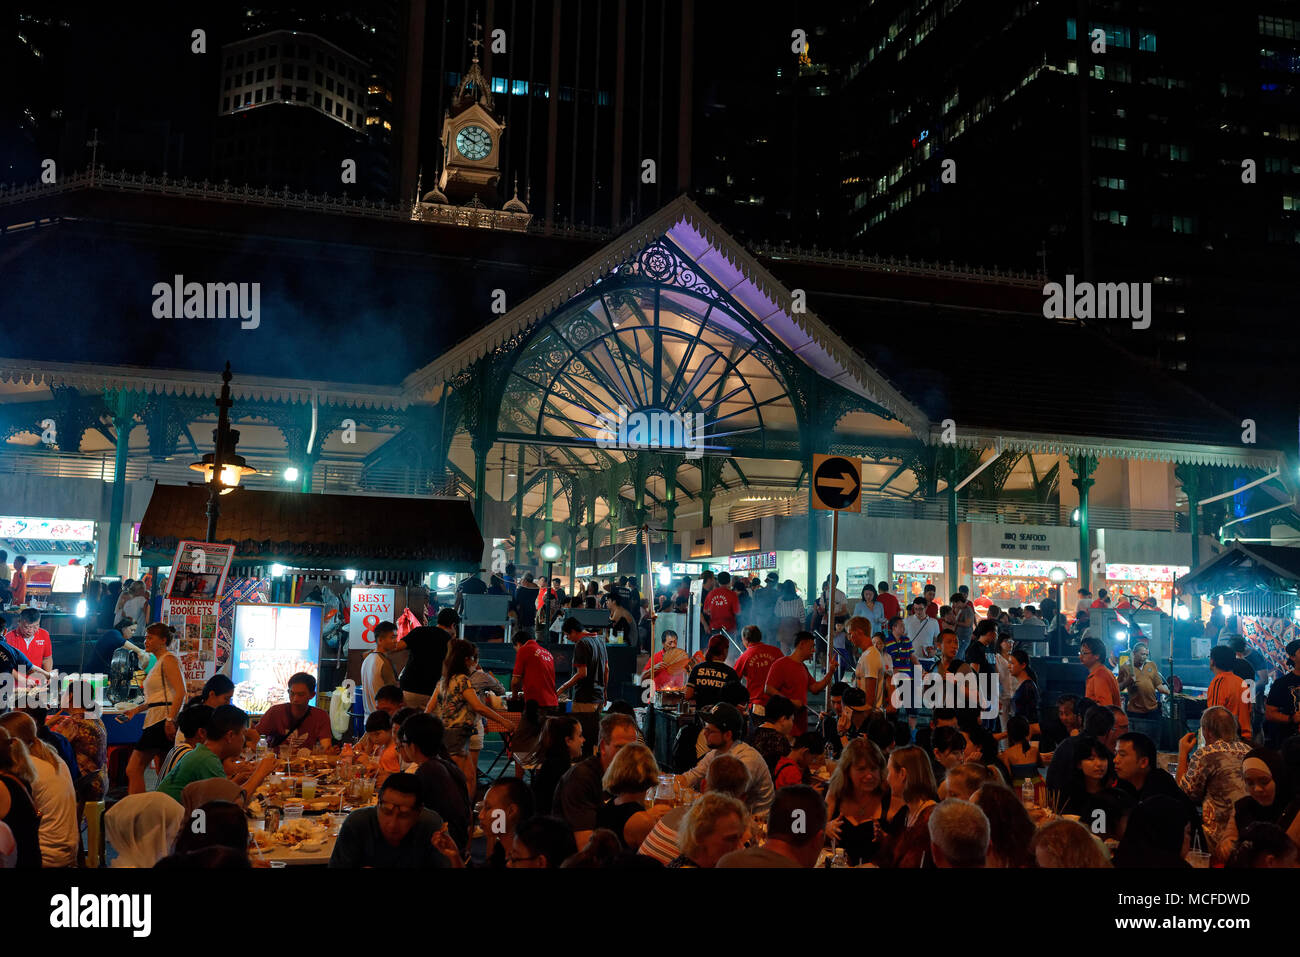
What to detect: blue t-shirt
<box><xmin>0</xmin><ymin>640</ymin><xmax>34</xmax><ymax>675</ymax></box>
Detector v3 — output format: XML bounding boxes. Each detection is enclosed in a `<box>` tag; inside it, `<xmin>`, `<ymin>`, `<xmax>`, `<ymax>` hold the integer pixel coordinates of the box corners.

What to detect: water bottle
<box><xmin>1021</xmin><ymin>778</ymin><xmax>1035</xmax><ymax>807</ymax></box>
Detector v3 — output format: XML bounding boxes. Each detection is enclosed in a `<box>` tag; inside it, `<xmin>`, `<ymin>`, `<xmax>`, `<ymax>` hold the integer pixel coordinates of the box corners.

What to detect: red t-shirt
<box><xmin>925</xmin><ymin>601</ymin><xmax>940</xmax><ymax>620</ymax></box>
<box><xmin>878</xmin><ymin>593</ymin><xmax>900</xmax><ymax>622</ymax></box>
<box><xmin>512</xmin><ymin>639</ymin><xmax>558</xmax><ymax>707</ymax></box>
<box><xmin>4</xmin><ymin>628</ymin><xmax>52</xmax><ymax>667</ymax></box>
<box><xmin>1090</xmin><ymin>599</ymin><xmax>1108</xmax><ymax>609</ymax></box>
<box><xmin>10</xmin><ymin>570</ymin><xmax>27</xmax><ymax>605</ymax></box>
<box><xmin>766</xmin><ymin>656</ymin><xmax>814</xmax><ymax>733</ymax></box>
<box><xmin>734</xmin><ymin>642</ymin><xmax>782</xmax><ymax>707</ymax></box>
<box><xmin>702</xmin><ymin>587</ymin><xmax>740</xmax><ymax>633</ymax></box>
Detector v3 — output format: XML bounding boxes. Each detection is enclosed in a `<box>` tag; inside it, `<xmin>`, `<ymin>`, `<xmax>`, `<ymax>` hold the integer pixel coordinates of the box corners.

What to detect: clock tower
<box><xmin>413</xmin><ymin>28</ymin><xmax>529</xmax><ymax>231</ymax></box>
<box><xmin>436</xmin><ymin>33</ymin><xmax>504</xmax><ymax>205</ymax></box>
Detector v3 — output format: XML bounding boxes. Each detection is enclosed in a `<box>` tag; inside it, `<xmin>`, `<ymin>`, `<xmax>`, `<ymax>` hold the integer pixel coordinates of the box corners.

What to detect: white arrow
<box><xmin>817</xmin><ymin>472</ymin><xmax>858</xmax><ymax>495</ymax></box>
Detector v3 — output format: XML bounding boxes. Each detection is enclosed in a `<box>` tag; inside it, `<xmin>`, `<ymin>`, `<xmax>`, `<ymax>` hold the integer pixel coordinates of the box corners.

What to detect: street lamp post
<box><xmin>541</xmin><ymin>541</ymin><xmax>562</xmax><ymax>628</ymax></box>
<box><xmin>189</xmin><ymin>362</ymin><xmax>254</xmax><ymax>542</ymax></box>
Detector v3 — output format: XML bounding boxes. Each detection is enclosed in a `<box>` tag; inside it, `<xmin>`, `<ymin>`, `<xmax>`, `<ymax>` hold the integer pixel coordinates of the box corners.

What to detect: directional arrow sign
<box><xmin>811</xmin><ymin>454</ymin><xmax>862</xmax><ymax>512</ymax></box>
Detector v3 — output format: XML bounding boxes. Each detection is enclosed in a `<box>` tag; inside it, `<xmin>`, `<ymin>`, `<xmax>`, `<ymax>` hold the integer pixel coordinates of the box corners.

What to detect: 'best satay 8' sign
<box><xmin>349</xmin><ymin>587</ymin><xmax>394</xmax><ymax>644</ymax></box>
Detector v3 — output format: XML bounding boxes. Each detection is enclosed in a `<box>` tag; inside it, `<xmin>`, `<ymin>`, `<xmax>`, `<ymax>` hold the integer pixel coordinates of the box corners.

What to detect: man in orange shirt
<box><xmin>1079</xmin><ymin>636</ymin><xmax>1122</xmax><ymax>709</ymax></box>
<box><xmin>1207</xmin><ymin>645</ymin><xmax>1253</xmax><ymax>742</ymax></box>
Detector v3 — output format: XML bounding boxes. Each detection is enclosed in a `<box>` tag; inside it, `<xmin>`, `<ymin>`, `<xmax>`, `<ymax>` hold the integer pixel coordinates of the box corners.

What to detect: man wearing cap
<box><xmin>674</xmin><ymin>702</ymin><xmax>774</xmax><ymax>816</ymax></box>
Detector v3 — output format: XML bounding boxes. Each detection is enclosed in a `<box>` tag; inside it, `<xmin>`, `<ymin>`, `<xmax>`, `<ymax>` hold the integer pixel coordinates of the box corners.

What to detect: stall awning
<box><xmin>1175</xmin><ymin>542</ymin><xmax>1300</xmax><ymax>597</ymax></box>
<box><xmin>138</xmin><ymin>484</ymin><xmax>483</xmax><ymax>572</ymax></box>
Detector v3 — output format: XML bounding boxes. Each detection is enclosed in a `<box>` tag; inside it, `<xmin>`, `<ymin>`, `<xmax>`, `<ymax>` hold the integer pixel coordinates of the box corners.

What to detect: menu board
<box><xmin>893</xmin><ymin>554</ymin><xmax>944</xmax><ymax>573</ymax></box>
<box><xmin>728</xmin><ymin>551</ymin><xmax>777</xmax><ymax>572</ymax></box>
<box><xmin>0</xmin><ymin>516</ymin><xmax>95</xmax><ymax>542</ymax></box>
<box><xmin>973</xmin><ymin>558</ymin><xmax>1079</xmax><ymax>578</ymax></box>
<box><xmin>229</xmin><ymin>602</ymin><xmax>322</xmax><ymax>714</ymax></box>
<box><xmin>1105</xmin><ymin>563</ymin><xmax>1190</xmax><ymax>583</ymax></box>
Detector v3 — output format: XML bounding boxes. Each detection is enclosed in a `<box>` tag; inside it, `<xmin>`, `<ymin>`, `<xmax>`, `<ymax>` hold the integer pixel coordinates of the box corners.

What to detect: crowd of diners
<box><xmin>3</xmin><ymin>602</ymin><xmax>1299</xmax><ymax>870</ymax></box>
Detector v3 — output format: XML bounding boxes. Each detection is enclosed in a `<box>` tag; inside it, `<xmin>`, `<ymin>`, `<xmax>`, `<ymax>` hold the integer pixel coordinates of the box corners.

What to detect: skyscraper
<box><xmin>824</xmin><ymin>1</ymin><xmax>1300</xmax><ymax>439</ymax></box>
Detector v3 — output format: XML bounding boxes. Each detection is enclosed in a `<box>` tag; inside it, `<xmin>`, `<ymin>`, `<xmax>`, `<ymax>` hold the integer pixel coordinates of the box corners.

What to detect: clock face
<box><xmin>455</xmin><ymin>124</ymin><xmax>492</xmax><ymax>161</ymax></box>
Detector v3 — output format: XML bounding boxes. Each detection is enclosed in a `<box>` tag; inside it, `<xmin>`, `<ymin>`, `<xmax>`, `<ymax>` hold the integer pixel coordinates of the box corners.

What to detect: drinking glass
<box><xmin>301</xmin><ymin>776</ymin><xmax>317</xmax><ymax>801</ymax></box>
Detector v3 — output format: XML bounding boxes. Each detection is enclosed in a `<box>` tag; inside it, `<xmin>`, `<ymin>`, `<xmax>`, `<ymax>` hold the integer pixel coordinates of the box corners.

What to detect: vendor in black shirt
<box><xmin>684</xmin><ymin>634</ymin><xmax>740</xmax><ymax>708</ymax></box>
<box><xmin>398</xmin><ymin>610</ymin><xmax>457</xmax><ymax>710</ymax></box>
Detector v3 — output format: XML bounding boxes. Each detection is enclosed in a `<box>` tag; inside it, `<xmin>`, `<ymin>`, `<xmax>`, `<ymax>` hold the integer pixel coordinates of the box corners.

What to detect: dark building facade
<box><xmin>825</xmin><ymin>0</ymin><xmax>1300</xmax><ymax>441</ymax></box>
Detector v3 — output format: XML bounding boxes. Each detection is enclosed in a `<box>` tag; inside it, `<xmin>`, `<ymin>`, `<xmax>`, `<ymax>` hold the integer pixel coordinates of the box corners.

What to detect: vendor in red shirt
<box><xmin>1114</xmin><ymin>590</ymin><xmax>1133</xmax><ymax>610</ymax></box>
<box><xmin>9</xmin><ymin>556</ymin><xmax>28</xmax><ymax>605</ymax></box>
<box><xmin>733</xmin><ymin>624</ymin><xmax>782</xmax><ymax>726</ymax></box>
<box><xmin>1091</xmin><ymin>588</ymin><xmax>1111</xmax><ymax>610</ymax></box>
<box><xmin>3</xmin><ymin>607</ymin><xmax>53</xmax><ymax>672</ymax></box>
<box><xmin>511</xmin><ymin>628</ymin><xmax>559</xmax><ymax>708</ymax></box>
<box><xmin>923</xmin><ymin>583</ymin><xmax>940</xmax><ymax>620</ymax></box>
<box><xmin>1079</xmin><ymin>636</ymin><xmax>1123</xmax><ymax>710</ymax></box>
<box><xmin>876</xmin><ymin>581</ymin><xmax>901</xmax><ymax>622</ymax></box>
<box><xmin>642</xmin><ymin>630</ymin><xmax>690</xmax><ymax>691</ymax></box>
<box><xmin>763</xmin><ymin>631</ymin><xmax>837</xmax><ymax>734</ymax></box>
<box><xmin>256</xmin><ymin>672</ymin><xmax>334</xmax><ymax>750</ymax></box>
<box><xmin>702</xmin><ymin>571</ymin><xmax>740</xmax><ymax>635</ymax></box>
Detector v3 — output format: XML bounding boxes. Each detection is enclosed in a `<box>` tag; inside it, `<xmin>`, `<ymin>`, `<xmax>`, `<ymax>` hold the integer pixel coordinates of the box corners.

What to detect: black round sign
<box><xmin>813</xmin><ymin>456</ymin><xmax>861</xmax><ymax>510</ymax></box>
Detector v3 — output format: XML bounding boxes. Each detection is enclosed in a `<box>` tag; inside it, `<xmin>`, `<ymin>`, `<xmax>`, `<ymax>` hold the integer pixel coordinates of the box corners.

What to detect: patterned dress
<box><xmin>1179</xmin><ymin>738</ymin><xmax>1250</xmax><ymax>843</ymax></box>
<box><xmin>54</xmin><ymin>715</ymin><xmax>108</xmax><ymax>803</ymax></box>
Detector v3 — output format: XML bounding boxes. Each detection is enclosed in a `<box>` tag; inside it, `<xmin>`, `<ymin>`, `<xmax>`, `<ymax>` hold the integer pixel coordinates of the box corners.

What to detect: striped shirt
<box><xmin>638</xmin><ymin>806</ymin><xmax>688</xmax><ymax>865</ymax></box>
<box><xmin>158</xmin><ymin>742</ymin><xmax>194</xmax><ymax>781</ymax></box>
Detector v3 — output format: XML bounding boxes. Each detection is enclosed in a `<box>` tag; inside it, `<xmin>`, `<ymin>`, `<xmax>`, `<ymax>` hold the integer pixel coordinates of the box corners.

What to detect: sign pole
<box><xmin>827</xmin><ymin>509</ymin><xmax>838</xmax><ymax>713</ymax></box>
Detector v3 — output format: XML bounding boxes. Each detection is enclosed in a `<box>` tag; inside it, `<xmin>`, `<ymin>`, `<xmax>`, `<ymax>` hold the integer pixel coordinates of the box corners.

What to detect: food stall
<box><xmin>971</xmin><ymin>557</ymin><xmax>1080</xmax><ymax>613</ymax></box>
<box><xmin>132</xmin><ymin>484</ymin><xmax>484</xmax><ymax>730</ymax></box>
<box><xmin>1104</xmin><ymin>562</ymin><xmax>1190</xmax><ymax>615</ymax></box>
<box><xmin>892</xmin><ymin>554</ymin><xmax>945</xmax><ymax>606</ymax></box>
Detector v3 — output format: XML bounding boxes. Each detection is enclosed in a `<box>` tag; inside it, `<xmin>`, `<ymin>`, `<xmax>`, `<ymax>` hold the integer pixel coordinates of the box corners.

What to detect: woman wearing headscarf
<box><xmin>105</xmin><ymin>792</ymin><xmax>186</xmax><ymax>867</ymax></box>
<box><xmin>1216</xmin><ymin>748</ymin><xmax>1299</xmax><ymax>861</ymax></box>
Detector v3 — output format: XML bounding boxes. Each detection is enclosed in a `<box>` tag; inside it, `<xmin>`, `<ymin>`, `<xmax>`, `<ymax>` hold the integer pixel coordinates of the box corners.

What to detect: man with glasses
<box><xmin>329</xmin><ymin>772</ymin><xmax>452</xmax><ymax>868</ymax></box>
<box><xmin>1079</xmin><ymin>636</ymin><xmax>1122</xmax><ymax>709</ymax></box>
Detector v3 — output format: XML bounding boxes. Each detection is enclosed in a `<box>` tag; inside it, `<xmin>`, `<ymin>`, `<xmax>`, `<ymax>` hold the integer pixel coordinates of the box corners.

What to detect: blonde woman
<box><xmin>824</xmin><ymin>737</ymin><xmax>891</xmax><ymax>865</ymax></box>
<box><xmin>597</xmin><ymin>742</ymin><xmax>669</xmax><ymax>849</ymax></box>
<box><xmin>0</xmin><ymin>727</ymin><xmax>42</xmax><ymax>867</ymax></box>
<box><xmin>667</xmin><ymin>792</ymin><xmax>748</xmax><ymax>868</ymax></box>
<box><xmin>121</xmin><ymin>623</ymin><xmax>185</xmax><ymax>794</ymax></box>
<box><xmin>0</xmin><ymin>713</ymin><xmax>78</xmax><ymax>868</ymax></box>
